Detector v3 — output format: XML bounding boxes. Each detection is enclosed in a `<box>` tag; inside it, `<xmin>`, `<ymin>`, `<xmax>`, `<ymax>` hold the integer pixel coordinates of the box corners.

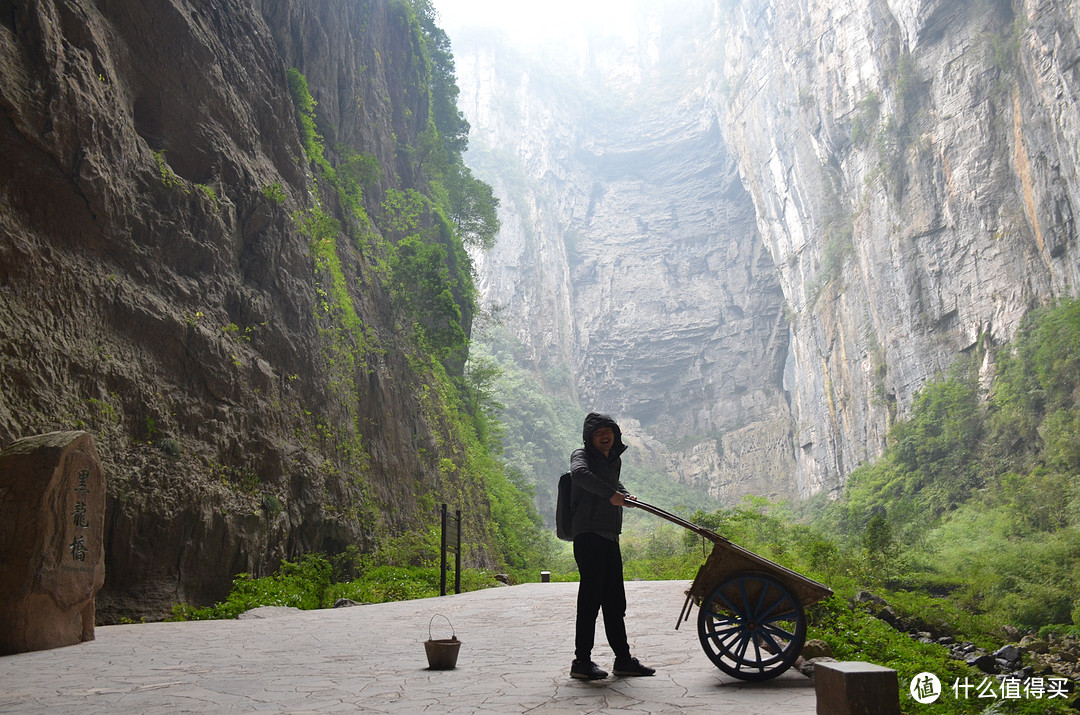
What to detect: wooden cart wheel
<box><xmin>697</xmin><ymin>571</ymin><xmax>806</xmax><ymax>681</ymax></box>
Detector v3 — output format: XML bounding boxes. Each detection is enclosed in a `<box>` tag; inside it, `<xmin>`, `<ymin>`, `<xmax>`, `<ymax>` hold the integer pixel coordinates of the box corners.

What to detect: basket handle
<box><xmin>428</xmin><ymin>613</ymin><xmax>455</xmax><ymax>641</ymax></box>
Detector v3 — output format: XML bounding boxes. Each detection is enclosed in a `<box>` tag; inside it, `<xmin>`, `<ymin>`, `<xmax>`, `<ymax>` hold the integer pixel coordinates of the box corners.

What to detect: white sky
<box><xmin>432</xmin><ymin>0</ymin><xmax>652</xmax><ymax>44</ymax></box>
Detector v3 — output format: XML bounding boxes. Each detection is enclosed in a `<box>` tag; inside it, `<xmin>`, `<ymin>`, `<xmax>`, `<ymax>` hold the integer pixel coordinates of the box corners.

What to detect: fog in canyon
<box><xmin>434</xmin><ymin>0</ymin><xmax>1080</xmax><ymax>515</ymax></box>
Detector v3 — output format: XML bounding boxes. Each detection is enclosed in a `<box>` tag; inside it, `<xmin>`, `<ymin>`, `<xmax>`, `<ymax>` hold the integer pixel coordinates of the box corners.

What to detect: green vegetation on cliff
<box><xmin>272</xmin><ymin>1</ymin><xmax>545</xmax><ymax>587</ymax></box>
<box><xmin>819</xmin><ymin>299</ymin><xmax>1080</xmax><ymax>630</ymax></box>
<box><xmin>594</xmin><ymin>299</ymin><xmax>1080</xmax><ymax>712</ymax></box>
<box><xmin>618</xmin><ymin>299</ymin><xmax>1080</xmax><ymax>631</ymax></box>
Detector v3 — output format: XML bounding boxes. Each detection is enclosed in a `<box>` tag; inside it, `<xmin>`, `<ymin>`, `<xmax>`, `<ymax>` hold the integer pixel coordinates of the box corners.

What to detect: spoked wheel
<box><xmin>697</xmin><ymin>571</ymin><xmax>806</xmax><ymax>681</ymax></box>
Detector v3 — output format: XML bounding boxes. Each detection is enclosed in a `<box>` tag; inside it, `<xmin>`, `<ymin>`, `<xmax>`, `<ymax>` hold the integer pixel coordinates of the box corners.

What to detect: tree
<box><xmin>410</xmin><ymin>0</ymin><xmax>469</xmax><ymax>155</ymax></box>
<box><xmin>387</xmin><ymin>234</ymin><xmax>465</xmax><ymax>359</ymax></box>
<box><xmin>862</xmin><ymin>512</ymin><xmax>892</xmax><ymax>557</ymax></box>
<box><xmin>447</xmin><ymin>165</ymin><xmax>500</xmax><ymax>249</ymax></box>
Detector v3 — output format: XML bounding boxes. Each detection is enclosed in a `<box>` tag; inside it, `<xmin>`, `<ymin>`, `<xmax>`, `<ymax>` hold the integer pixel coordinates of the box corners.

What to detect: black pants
<box><xmin>573</xmin><ymin>532</ymin><xmax>630</xmax><ymax>662</ymax></box>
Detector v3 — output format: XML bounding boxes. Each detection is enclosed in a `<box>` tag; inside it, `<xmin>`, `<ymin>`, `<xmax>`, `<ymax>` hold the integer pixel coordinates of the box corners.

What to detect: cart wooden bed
<box><xmin>630</xmin><ymin>499</ymin><xmax>833</xmax><ymax>681</ymax></box>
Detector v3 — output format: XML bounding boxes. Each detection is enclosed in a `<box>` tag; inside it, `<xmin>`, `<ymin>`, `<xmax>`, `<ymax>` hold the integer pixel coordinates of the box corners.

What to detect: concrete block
<box><xmin>815</xmin><ymin>660</ymin><xmax>900</xmax><ymax>715</ymax></box>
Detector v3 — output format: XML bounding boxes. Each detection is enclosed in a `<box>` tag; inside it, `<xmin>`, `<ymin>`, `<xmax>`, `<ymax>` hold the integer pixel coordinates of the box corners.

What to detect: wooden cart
<box><xmin>631</xmin><ymin>499</ymin><xmax>833</xmax><ymax>682</ymax></box>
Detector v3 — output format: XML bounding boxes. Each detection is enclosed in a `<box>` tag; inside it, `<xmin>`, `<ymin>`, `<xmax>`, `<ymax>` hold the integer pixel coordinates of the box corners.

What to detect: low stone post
<box><xmin>814</xmin><ymin>660</ymin><xmax>901</xmax><ymax>715</ymax></box>
<box><xmin>0</xmin><ymin>431</ymin><xmax>106</xmax><ymax>654</ymax></box>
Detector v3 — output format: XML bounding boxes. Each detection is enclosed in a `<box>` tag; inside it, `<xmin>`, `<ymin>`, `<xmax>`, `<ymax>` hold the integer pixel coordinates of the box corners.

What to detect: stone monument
<box><xmin>0</xmin><ymin>431</ymin><xmax>106</xmax><ymax>654</ymax></box>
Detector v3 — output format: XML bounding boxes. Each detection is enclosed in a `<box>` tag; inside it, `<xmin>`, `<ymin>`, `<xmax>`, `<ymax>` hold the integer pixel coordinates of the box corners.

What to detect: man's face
<box><xmin>591</xmin><ymin>426</ymin><xmax>615</xmax><ymax>455</ymax></box>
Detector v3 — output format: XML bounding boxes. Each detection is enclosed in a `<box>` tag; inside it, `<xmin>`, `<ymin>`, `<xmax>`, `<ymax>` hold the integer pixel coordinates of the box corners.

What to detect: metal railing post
<box><xmin>454</xmin><ymin>509</ymin><xmax>462</xmax><ymax>595</ymax></box>
<box><xmin>440</xmin><ymin>503</ymin><xmax>448</xmax><ymax>596</ymax></box>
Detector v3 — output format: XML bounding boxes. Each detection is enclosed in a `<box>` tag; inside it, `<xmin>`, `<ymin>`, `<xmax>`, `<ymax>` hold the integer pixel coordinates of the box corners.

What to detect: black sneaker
<box><xmin>613</xmin><ymin>657</ymin><xmax>655</xmax><ymax>676</ymax></box>
<box><xmin>570</xmin><ymin>659</ymin><xmax>608</xmax><ymax>680</ymax></box>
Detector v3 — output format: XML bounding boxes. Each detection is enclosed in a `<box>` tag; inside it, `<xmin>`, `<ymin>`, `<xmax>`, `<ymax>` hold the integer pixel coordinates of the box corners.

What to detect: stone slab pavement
<box><xmin>0</xmin><ymin>580</ymin><xmax>817</xmax><ymax>713</ymax></box>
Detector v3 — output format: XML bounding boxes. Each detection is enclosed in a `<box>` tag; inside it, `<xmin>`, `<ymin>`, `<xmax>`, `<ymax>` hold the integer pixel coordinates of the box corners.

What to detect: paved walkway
<box><xmin>0</xmin><ymin>580</ymin><xmax>817</xmax><ymax>713</ymax></box>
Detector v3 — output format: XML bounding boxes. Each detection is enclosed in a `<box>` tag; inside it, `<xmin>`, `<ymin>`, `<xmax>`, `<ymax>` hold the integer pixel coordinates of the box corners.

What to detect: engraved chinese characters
<box><xmin>0</xmin><ymin>431</ymin><xmax>106</xmax><ymax>654</ymax></box>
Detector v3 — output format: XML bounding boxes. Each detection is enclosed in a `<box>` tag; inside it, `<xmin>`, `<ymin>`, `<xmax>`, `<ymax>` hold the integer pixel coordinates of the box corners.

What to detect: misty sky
<box><xmin>432</xmin><ymin>0</ymin><xmax>651</xmax><ymax>45</ymax></box>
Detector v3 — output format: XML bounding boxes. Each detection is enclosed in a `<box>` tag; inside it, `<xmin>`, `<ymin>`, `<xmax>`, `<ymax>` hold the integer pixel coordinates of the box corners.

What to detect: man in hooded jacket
<box><xmin>568</xmin><ymin>412</ymin><xmax>655</xmax><ymax>680</ymax></box>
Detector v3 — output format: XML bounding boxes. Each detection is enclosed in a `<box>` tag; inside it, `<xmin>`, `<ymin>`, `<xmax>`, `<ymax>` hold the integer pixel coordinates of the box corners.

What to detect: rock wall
<box><xmin>449</xmin><ymin>0</ymin><xmax>1080</xmax><ymax>502</ymax></box>
<box><xmin>453</xmin><ymin>22</ymin><xmax>798</xmax><ymax>504</ymax></box>
<box><xmin>0</xmin><ymin>0</ymin><xmax>492</xmax><ymax>621</ymax></box>
<box><xmin>714</xmin><ymin>0</ymin><xmax>1080</xmax><ymax>494</ymax></box>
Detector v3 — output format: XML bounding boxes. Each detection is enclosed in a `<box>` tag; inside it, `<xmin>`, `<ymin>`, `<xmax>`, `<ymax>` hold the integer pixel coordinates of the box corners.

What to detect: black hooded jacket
<box><xmin>569</xmin><ymin>412</ymin><xmax>629</xmax><ymax>539</ymax></box>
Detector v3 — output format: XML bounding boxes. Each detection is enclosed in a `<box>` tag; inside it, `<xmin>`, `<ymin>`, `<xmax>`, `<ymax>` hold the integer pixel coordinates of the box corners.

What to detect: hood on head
<box><xmin>582</xmin><ymin>412</ymin><xmax>625</xmax><ymax>452</ymax></box>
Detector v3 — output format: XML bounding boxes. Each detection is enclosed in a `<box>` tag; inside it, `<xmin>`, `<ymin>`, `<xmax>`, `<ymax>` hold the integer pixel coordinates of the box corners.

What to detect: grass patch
<box><xmin>170</xmin><ymin>549</ymin><xmax>501</xmax><ymax>621</ymax></box>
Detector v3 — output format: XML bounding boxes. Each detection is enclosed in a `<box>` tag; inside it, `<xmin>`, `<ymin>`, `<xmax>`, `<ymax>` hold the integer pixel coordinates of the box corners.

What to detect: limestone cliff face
<box><xmin>449</xmin><ymin>0</ymin><xmax>1079</xmax><ymax>503</ymax></box>
<box><xmin>0</xmin><ymin>0</ymin><xmax>491</xmax><ymax>621</ymax></box>
<box><xmin>714</xmin><ymin>0</ymin><xmax>1080</xmax><ymax>494</ymax></box>
<box><xmin>453</xmin><ymin>22</ymin><xmax>798</xmax><ymax>504</ymax></box>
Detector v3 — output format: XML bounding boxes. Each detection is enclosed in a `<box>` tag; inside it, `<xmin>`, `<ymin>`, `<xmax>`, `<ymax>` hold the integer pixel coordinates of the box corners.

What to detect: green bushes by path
<box><xmin>169</xmin><ymin>545</ymin><xmax>502</xmax><ymax>621</ymax></box>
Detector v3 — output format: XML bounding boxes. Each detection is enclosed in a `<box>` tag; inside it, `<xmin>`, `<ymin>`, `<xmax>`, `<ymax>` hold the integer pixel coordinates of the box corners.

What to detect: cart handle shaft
<box><xmin>626</xmin><ymin>498</ymin><xmax>728</xmax><ymax>543</ymax></box>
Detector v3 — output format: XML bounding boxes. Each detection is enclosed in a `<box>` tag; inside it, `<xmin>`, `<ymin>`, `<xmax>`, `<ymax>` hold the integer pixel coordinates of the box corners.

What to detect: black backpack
<box><xmin>555</xmin><ymin>471</ymin><xmax>574</xmax><ymax>541</ymax></box>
